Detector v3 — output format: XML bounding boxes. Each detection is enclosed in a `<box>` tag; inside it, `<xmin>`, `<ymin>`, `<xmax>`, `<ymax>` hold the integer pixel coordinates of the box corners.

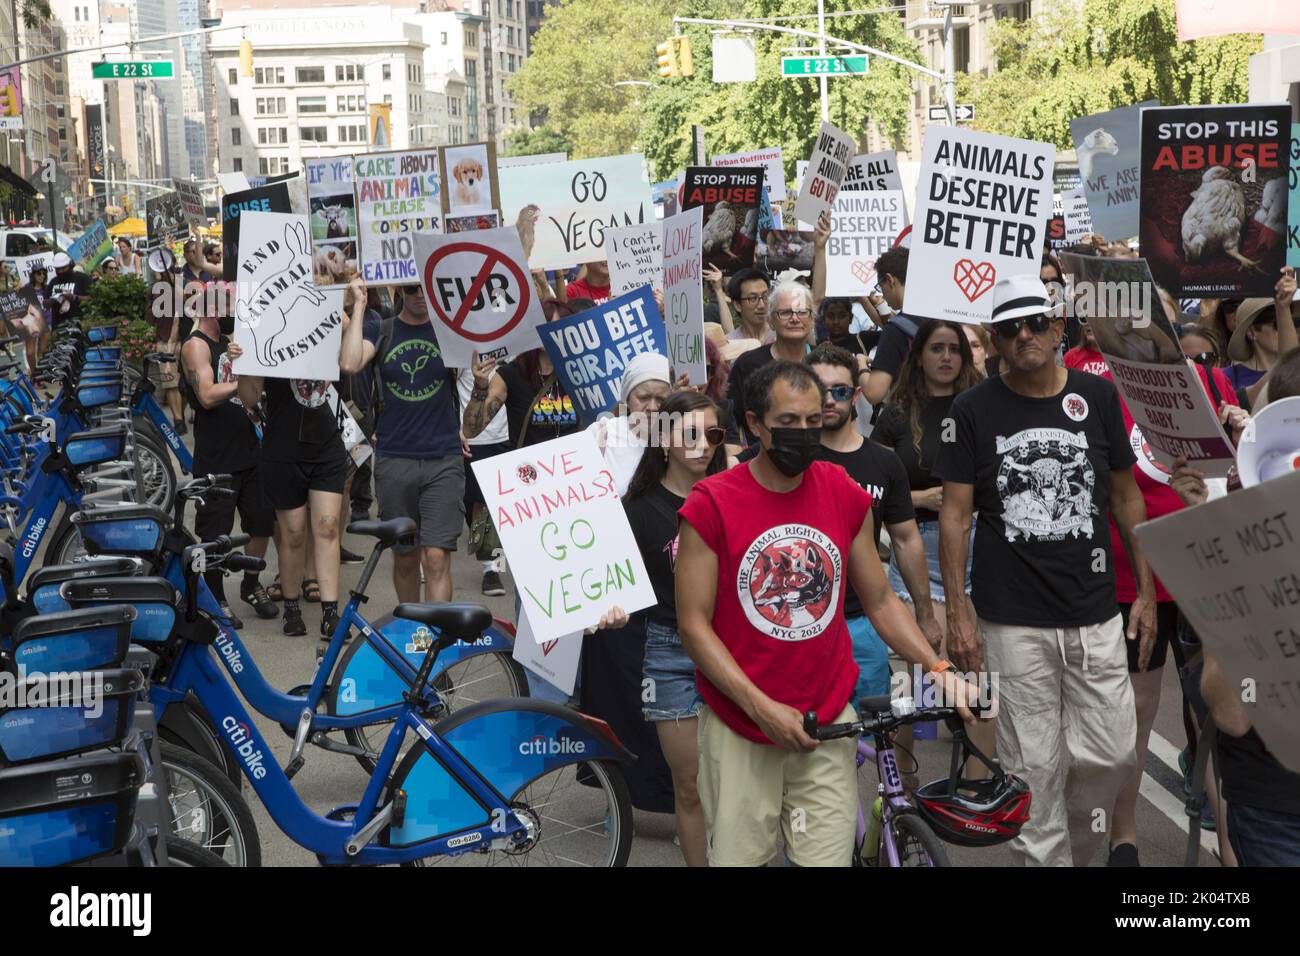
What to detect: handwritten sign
<box><xmin>1062</xmin><ymin>187</ymin><xmax>1094</xmax><ymax>243</ymax></box>
<box><xmin>472</xmin><ymin>431</ymin><xmax>655</xmax><ymax>643</ymax></box>
<box><xmin>1289</xmin><ymin>123</ymin><xmax>1300</xmax><ymax>269</ymax></box>
<box><xmin>826</xmin><ymin>190</ymin><xmax>906</xmax><ymax>298</ymax></box>
<box><xmin>1134</xmin><ymin>469</ymin><xmax>1300</xmax><ymax>774</ymax></box>
<box><xmin>661</xmin><ymin>206</ymin><xmax>705</xmax><ymax>385</ymax></box>
<box><xmin>1069</xmin><ymin>102</ymin><xmax>1155</xmax><ymax>242</ymax></box>
<box><xmin>793</xmin><ymin>121</ymin><xmax>856</xmax><ymax>226</ymax></box>
<box><xmin>172</xmin><ymin>179</ymin><xmax>206</xmax><ymax>228</ymax></box>
<box><xmin>498</xmin><ymin>153</ymin><xmax>653</xmax><ymax>270</ymax></box>
<box><xmin>605</xmin><ymin>222</ymin><xmax>662</xmax><ymax>295</ymax></box>
<box><xmin>413</xmin><ymin>226</ymin><xmax>545</xmax><ymax>369</ymax></box>
<box><xmin>353</xmin><ymin>148</ymin><xmax>443</xmax><ymax>286</ymax></box>
<box><xmin>538</xmin><ymin>287</ymin><xmax>667</xmax><ymax>424</ymax></box>
<box><xmin>68</xmin><ymin>220</ymin><xmax>112</xmax><ymax>272</ymax></box>
<box><xmin>712</xmin><ymin>146</ymin><xmax>786</xmax><ymax>201</ymax></box>
<box><xmin>306</xmin><ymin>156</ymin><xmax>358</xmax><ymax>287</ymax></box>
<box><xmin>905</xmin><ymin>126</ymin><xmax>1054</xmax><ymax>324</ymax></box>
<box><xmin>231</xmin><ymin>211</ymin><xmax>341</xmax><ymax>381</ymax></box>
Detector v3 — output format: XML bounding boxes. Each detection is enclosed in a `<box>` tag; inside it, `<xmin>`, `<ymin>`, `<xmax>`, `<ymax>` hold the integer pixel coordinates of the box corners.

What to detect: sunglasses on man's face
<box><xmin>824</xmin><ymin>384</ymin><xmax>855</xmax><ymax>403</ymax></box>
<box><xmin>991</xmin><ymin>313</ymin><xmax>1055</xmax><ymax>340</ymax></box>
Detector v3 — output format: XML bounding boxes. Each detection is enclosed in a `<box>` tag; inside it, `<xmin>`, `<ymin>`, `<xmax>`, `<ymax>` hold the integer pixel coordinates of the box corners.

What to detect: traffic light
<box><xmin>677</xmin><ymin>36</ymin><xmax>694</xmax><ymax>77</ymax></box>
<box><xmin>239</xmin><ymin>39</ymin><xmax>254</xmax><ymax>78</ymax></box>
<box><xmin>656</xmin><ymin>39</ymin><xmax>679</xmax><ymax>78</ymax></box>
<box><xmin>0</xmin><ymin>85</ymin><xmax>18</xmax><ymax>117</ymax></box>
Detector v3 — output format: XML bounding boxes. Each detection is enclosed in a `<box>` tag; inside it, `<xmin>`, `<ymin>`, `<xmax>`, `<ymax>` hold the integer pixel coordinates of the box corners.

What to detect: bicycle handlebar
<box><xmin>224</xmin><ymin>554</ymin><xmax>266</xmax><ymax>573</ymax></box>
<box><xmin>803</xmin><ymin>702</ymin><xmax>964</xmax><ymax>742</ymax></box>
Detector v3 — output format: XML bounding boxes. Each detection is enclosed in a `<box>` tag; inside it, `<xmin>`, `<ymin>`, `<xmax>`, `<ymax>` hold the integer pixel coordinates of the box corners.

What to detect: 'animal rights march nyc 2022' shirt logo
<box><xmin>385</xmin><ymin>337</ymin><xmax>444</xmax><ymax>402</ymax></box>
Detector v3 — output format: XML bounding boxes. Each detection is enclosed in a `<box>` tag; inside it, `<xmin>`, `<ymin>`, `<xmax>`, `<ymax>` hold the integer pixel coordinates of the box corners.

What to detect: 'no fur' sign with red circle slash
<box><xmin>414</xmin><ymin>226</ymin><xmax>546</xmax><ymax>368</ymax></box>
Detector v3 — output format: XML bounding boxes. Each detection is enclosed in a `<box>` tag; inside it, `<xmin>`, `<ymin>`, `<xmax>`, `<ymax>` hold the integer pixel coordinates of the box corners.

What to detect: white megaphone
<box><xmin>1237</xmin><ymin>396</ymin><xmax>1300</xmax><ymax>487</ymax></box>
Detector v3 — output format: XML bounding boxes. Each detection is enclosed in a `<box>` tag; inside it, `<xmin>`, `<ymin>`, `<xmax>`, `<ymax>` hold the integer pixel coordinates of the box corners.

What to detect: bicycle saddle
<box><xmin>394</xmin><ymin>602</ymin><xmax>492</xmax><ymax>640</ymax></box>
<box><xmin>857</xmin><ymin>694</ymin><xmax>894</xmax><ymax>715</ymax></box>
<box><xmin>347</xmin><ymin>517</ymin><xmax>417</xmax><ymax>547</ymax></box>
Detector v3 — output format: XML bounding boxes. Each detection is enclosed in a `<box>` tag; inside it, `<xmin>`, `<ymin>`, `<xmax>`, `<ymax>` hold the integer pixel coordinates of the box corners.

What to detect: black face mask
<box><xmin>218</xmin><ymin>315</ymin><xmax>235</xmax><ymax>336</ymax></box>
<box><xmin>765</xmin><ymin>426</ymin><xmax>821</xmax><ymax>477</ymax></box>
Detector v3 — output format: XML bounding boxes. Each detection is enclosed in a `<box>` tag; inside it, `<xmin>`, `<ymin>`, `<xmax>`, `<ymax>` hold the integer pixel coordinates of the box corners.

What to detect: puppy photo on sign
<box><xmin>440</xmin><ymin>142</ymin><xmax>500</xmax><ymax>218</ymax></box>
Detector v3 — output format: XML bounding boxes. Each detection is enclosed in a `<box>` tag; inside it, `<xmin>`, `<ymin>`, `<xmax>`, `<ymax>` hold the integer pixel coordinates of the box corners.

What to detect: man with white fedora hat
<box><xmin>934</xmin><ymin>272</ymin><xmax>1157</xmax><ymax>866</ymax></box>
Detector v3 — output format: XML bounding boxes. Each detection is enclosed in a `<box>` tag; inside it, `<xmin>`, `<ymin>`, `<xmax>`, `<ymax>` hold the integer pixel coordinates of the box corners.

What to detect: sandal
<box><xmin>266</xmin><ymin>578</ymin><xmax>284</xmax><ymax>602</ymax></box>
<box><xmin>302</xmin><ymin>578</ymin><xmax>321</xmax><ymax>603</ymax></box>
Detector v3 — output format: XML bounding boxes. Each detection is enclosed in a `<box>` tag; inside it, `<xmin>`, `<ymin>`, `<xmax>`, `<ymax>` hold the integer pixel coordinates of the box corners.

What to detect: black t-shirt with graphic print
<box><xmin>497</xmin><ymin>359</ymin><xmax>580</xmax><ymax>446</ymax></box>
<box><xmin>261</xmin><ymin>376</ymin><xmax>344</xmax><ymax>464</ymax></box>
<box><xmin>363</xmin><ymin>316</ymin><xmax>460</xmax><ymax>460</ymax></box>
<box><xmin>624</xmin><ymin>482</ymin><xmax>685</xmax><ymax>628</ymax></box>
<box><xmin>933</xmin><ymin>369</ymin><xmax>1135</xmax><ymax>628</ymax></box>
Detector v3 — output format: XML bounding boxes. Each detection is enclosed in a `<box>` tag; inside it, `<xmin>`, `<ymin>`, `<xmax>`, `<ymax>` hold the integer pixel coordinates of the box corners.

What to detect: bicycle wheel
<box><xmin>410</xmin><ymin>758</ymin><xmax>633</xmax><ymax>868</ymax></box>
<box><xmin>343</xmin><ymin>650</ymin><xmax>529</xmax><ymax>776</ymax></box>
<box><xmin>881</xmin><ymin>811</ymin><xmax>950</xmax><ymax>867</ymax></box>
<box><xmin>163</xmin><ymin>840</ymin><xmax>232</xmax><ymax>867</ymax></box>
<box><xmin>45</xmin><ymin>514</ymin><xmax>87</xmax><ymax>566</ymax></box>
<box><xmin>158</xmin><ymin>742</ymin><xmax>262</xmax><ymax>867</ymax></box>
<box><xmin>133</xmin><ymin>432</ymin><xmax>177</xmax><ymax>509</ymax></box>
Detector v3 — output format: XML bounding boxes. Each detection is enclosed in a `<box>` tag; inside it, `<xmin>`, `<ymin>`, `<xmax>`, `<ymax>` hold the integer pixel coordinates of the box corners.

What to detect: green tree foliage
<box><xmin>503</xmin><ymin>125</ymin><xmax>574</xmax><ymax>158</ymax></box>
<box><xmin>969</xmin><ymin>0</ymin><xmax>1261</xmax><ymax>148</ymax></box>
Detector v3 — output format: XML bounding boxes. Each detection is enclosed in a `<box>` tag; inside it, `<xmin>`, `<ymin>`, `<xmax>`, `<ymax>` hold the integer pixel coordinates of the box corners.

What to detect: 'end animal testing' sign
<box><xmin>905</xmin><ymin>126</ymin><xmax>1054</xmax><ymax>324</ymax></box>
<box><xmin>472</xmin><ymin>431</ymin><xmax>656</xmax><ymax>643</ymax></box>
<box><xmin>414</xmin><ymin>226</ymin><xmax>546</xmax><ymax>370</ymax></box>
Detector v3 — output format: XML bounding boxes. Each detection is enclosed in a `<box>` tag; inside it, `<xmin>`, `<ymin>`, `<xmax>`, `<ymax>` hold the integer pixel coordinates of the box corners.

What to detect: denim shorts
<box><xmin>847</xmin><ymin>615</ymin><xmax>892</xmax><ymax>702</ymax></box>
<box><xmin>887</xmin><ymin>519</ymin><xmax>972</xmax><ymax>605</ymax></box>
<box><xmin>642</xmin><ymin>620</ymin><xmax>702</xmax><ymax>722</ymax></box>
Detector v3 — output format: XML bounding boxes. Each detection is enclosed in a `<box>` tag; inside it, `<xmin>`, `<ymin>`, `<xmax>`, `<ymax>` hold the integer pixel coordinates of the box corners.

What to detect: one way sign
<box><xmin>928</xmin><ymin>103</ymin><xmax>975</xmax><ymax>122</ymax></box>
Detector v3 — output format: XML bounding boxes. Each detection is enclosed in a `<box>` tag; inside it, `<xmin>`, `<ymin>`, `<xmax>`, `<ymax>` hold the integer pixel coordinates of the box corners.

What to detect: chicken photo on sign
<box><xmin>1139</xmin><ymin>103</ymin><xmax>1290</xmax><ymax>298</ymax></box>
<box><xmin>1069</xmin><ymin>101</ymin><xmax>1157</xmax><ymax>241</ymax></box>
<box><xmin>680</xmin><ymin>167</ymin><xmax>764</xmax><ymax>273</ymax></box>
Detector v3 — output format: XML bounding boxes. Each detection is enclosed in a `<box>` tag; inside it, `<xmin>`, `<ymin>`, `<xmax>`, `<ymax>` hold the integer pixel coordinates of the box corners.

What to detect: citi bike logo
<box><xmin>214</xmin><ymin>632</ymin><xmax>244</xmax><ymax>674</ymax></box>
<box><xmin>518</xmin><ymin>734</ymin><xmax>586</xmax><ymax>757</ymax></box>
<box><xmin>20</xmin><ymin>516</ymin><xmax>47</xmax><ymax>559</ymax></box>
<box><xmin>221</xmin><ymin>716</ymin><xmax>267</xmax><ymax>779</ymax></box>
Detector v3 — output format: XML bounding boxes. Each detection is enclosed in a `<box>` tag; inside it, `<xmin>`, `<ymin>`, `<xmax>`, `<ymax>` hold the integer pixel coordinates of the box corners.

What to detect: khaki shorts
<box><xmin>697</xmin><ymin>702</ymin><xmax>858</xmax><ymax>867</ymax></box>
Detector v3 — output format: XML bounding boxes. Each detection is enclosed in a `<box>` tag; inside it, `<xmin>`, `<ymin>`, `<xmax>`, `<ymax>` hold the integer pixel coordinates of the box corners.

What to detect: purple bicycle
<box><xmin>804</xmin><ymin>694</ymin><xmax>956</xmax><ymax>867</ymax></box>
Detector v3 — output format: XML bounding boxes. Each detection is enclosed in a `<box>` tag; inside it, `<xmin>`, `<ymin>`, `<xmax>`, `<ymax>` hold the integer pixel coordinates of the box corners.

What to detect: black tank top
<box><xmin>261</xmin><ymin>377</ymin><xmax>344</xmax><ymax>464</ymax></box>
<box><xmin>184</xmin><ymin>330</ymin><xmax>258</xmax><ymax>474</ymax></box>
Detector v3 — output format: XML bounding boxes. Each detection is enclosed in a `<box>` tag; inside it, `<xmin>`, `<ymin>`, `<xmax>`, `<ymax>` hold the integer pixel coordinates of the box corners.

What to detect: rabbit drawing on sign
<box><xmin>236</xmin><ymin>220</ymin><xmax>326</xmax><ymax>367</ymax></box>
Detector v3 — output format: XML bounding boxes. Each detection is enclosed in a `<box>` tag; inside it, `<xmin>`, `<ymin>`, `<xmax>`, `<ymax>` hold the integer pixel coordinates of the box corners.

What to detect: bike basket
<box><xmin>27</xmin><ymin>558</ymin><xmax>145</xmax><ymax>615</ymax></box>
<box><xmin>86</xmin><ymin>325</ymin><xmax>118</xmax><ymax>344</ymax></box>
<box><xmin>76</xmin><ymin>381</ymin><xmax>124</xmax><ymax>410</ymax></box>
<box><xmin>71</xmin><ymin>505</ymin><xmax>168</xmax><ymax>562</ymax></box>
<box><xmin>61</xmin><ymin>578</ymin><xmax>178</xmax><ymax>644</ymax></box>
<box><xmin>63</xmin><ymin>428</ymin><xmax>129</xmax><ymax>470</ymax></box>
<box><xmin>7</xmin><ymin>605</ymin><xmax>136</xmax><ymax>675</ymax></box>
<box><xmin>0</xmin><ymin>668</ymin><xmax>145</xmax><ymax>764</ymax></box>
<box><xmin>0</xmin><ymin>751</ymin><xmax>144</xmax><ymax>866</ymax></box>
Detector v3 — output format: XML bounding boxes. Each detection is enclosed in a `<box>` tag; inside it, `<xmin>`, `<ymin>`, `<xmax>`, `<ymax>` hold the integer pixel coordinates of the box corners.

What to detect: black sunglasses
<box><xmin>825</xmin><ymin>384</ymin><xmax>855</xmax><ymax>403</ymax></box>
<box><xmin>991</xmin><ymin>313</ymin><xmax>1055</xmax><ymax>339</ymax></box>
<box><xmin>684</xmin><ymin>426</ymin><xmax>727</xmax><ymax>447</ymax></box>
<box><xmin>1188</xmin><ymin>350</ymin><xmax>1217</xmax><ymax>366</ymax></box>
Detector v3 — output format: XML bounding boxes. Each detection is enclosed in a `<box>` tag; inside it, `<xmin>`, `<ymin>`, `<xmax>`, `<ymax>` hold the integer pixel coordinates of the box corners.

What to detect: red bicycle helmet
<box><xmin>914</xmin><ymin>726</ymin><xmax>1031</xmax><ymax>848</ymax></box>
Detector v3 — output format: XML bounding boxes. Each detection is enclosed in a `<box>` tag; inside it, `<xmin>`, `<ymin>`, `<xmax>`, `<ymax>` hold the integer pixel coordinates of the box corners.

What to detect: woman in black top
<box><xmin>621</xmin><ymin>390</ymin><xmax>728</xmax><ymax>866</ymax></box>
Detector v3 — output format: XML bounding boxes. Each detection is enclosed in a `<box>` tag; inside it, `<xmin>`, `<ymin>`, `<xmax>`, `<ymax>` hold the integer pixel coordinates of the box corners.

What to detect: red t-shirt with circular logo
<box><xmin>678</xmin><ymin>460</ymin><xmax>872</xmax><ymax>744</ymax></box>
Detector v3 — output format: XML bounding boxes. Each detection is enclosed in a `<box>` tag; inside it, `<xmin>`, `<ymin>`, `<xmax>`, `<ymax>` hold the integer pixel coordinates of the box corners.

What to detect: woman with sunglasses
<box><xmin>623</xmin><ymin>390</ymin><xmax>729</xmax><ymax>866</ymax></box>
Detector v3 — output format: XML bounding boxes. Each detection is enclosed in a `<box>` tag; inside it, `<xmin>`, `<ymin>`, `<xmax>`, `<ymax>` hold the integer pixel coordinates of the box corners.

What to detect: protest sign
<box><xmin>413</xmin><ymin>226</ymin><xmax>545</xmax><ymax>369</ymax></box>
<box><xmin>1060</xmin><ymin>252</ymin><xmax>1236</xmax><ymax>476</ymax></box>
<box><xmin>217</xmin><ymin>171</ymin><xmax>251</xmax><ymax>195</ymax></box>
<box><xmin>905</xmin><ymin>126</ymin><xmax>1054</xmax><ymax>324</ymax></box>
<box><xmin>661</xmin><ymin>206</ymin><xmax>706</xmax><ymax>385</ymax></box>
<box><xmin>231</xmin><ymin>211</ymin><xmax>341</xmax><ymax>381</ymax></box>
<box><xmin>326</xmin><ymin>384</ymin><xmax>372</xmax><ymax>469</ymax></box>
<box><xmin>1289</xmin><ymin>124</ymin><xmax>1300</xmax><ymax>269</ymax></box>
<box><xmin>445</xmin><ymin>212</ymin><xmax>501</xmax><ymax>233</ymax></box>
<box><xmin>146</xmin><ymin>191</ymin><xmax>187</xmax><ymax>249</ymax></box>
<box><xmin>712</xmin><ymin>147</ymin><xmax>786</xmax><ymax>201</ymax></box>
<box><xmin>471</xmin><ymin>430</ymin><xmax>656</xmax><ymax>643</ymax></box>
<box><xmin>498</xmin><ymin>152</ymin><xmax>567</xmax><ymax>169</ymax></box>
<box><xmin>221</xmin><ymin>180</ymin><xmax>295</xmax><ymax>282</ymax></box>
<box><xmin>842</xmin><ymin>150</ymin><xmax>905</xmax><ymax>194</ymax></box>
<box><xmin>537</xmin><ymin>287</ymin><xmax>667</xmax><ymax>423</ymax></box>
<box><xmin>1134</xmin><ymin>468</ymin><xmax>1300</xmax><ymax>774</ymax></box>
<box><xmin>605</xmin><ymin>222</ymin><xmax>662</xmax><ymax>295</ymax></box>
<box><xmin>512</xmin><ymin>611</ymin><xmax>582</xmax><ymax>691</ymax></box>
<box><xmin>793</xmin><ymin>121</ymin><xmax>856</xmax><ymax>226</ymax></box>
<box><xmin>681</xmin><ymin>166</ymin><xmax>763</xmax><ymax>273</ymax></box>
<box><xmin>173</xmin><ymin>179</ymin><xmax>207</xmax><ymax>228</ymax></box>
<box><xmin>499</xmin><ymin>153</ymin><xmax>653</xmax><ymax>270</ymax></box>
<box><xmin>0</xmin><ymin>289</ymin><xmax>30</xmax><ymax>325</ymax></box>
<box><xmin>1062</xmin><ymin>187</ymin><xmax>1093</xmax><ymax>243</ymax></box>
<box><xmin>67</xmin><ymin>220</ymin><xmax>112</xmax><ymax>272</ymax></box>
<box><xmin>826</xmin><ymin>190</ymin><xmax>906</xmax><ymax>298</ymax></box>
<box><xmin>306</xmin><ymin>156</ymin><xmax>358</xmax><ymax>287</ymax></box>
<box><xmin>353</xmin><ymin>148</ymin><xmax>443</xmax><ymax>286</ymax></box>
<box><xmin>756</xmin><ymin>225</ymin><xmax>814</xmax><ymax>274</ymax></box>
<box><xmin>1139</xmin><ymin>103</ymin><xmax>1289</xmax><ymax>298</ymax></box>
<box><xmin>11</xmin><ymin>254</ymin><xmax>53</xmax><ymax>285</ymax></box>
<box><xmin>1070</xmin><ymin>101</ymin><xmax>1155</xmax><ymax>242</ymax></box>
<box><xmin>439</xmin><ymin>142</ymin><xmax>500</xmax><ymax>219</ymax></box>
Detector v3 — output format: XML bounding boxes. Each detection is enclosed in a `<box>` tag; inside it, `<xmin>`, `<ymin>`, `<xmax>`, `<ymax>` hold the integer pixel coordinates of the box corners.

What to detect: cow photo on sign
<box><xmin>306</xmin><ymin>156</ymin><xmax>358</xmax><ymax>287</ymax></box>
<box><xmin>681</xmin><ymin>166</ymin><xmax>764</xmax><ymax>272</ymax></box>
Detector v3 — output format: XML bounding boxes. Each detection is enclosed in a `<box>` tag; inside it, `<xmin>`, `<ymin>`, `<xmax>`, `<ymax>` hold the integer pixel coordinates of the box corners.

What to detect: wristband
<box><xmin>470</xmin><ymin>385</ymin><xmax>488</xmax><ymax>402</ymax></box>
<box><xmin>927</xmin><ymin>659</ymin><xmax>952</xmax><ymax>677</ymax></box>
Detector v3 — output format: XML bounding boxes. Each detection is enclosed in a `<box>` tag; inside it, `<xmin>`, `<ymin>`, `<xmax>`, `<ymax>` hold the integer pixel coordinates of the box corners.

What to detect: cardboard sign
<box><xmin>306</xmin><ymin>156</ymin><xmax>358</xmax><ymax>287</ymax></box>
<box><xmin>499</xmin><ymin>153</ymin><xmax>653</xmax><ymax>271</ymax></box>
<box><xmin>68</xmin><ymin>220</ymin><xmax>112</xmax><ymax>272</ymax></box>
<box><xmin>413</xmin><ymin>226</ymin><xmax>545</xmax><ymax>369</ymax></box>
<box><xmin>146</xmin><ymin>191</ymin><xmax>188</xmax><ymax>249</ymax></box>
<box><xmin>471</xmin><ymin>431</ymin><xmax>656</xmax><ymax>643</ymax></box>
<box><xmin>1069</xmin><ymin>101</ymin><xmax>1155</xmax><ymax>242</ymax></box>
<box><xmin>537</xmin><ymin>287</ymin><xmax>668</xmax><ymax>424</ymax></box>
<box><xmin>512</xmin><ymin>611</ymin><xmax>582</xmax><ymax>692</ymax></box>
<box><xmin>605</xmin><ymin>222</ymin><xmax>662</xmax><ymax>296</ymax></box>
<box><xmin>905</xmin><ymin>126</ymin><xmax>1054</xmax><ymax>324</ymax></box>
<box><xmin>1062</xmin><ymin>187</ymin><xmax>1093</xmax><ymax>243</ymax></box>
<box><xmin>681</xmin><ymin>166</ymin><xmax>763</xmax><ymax>273</ymax></box>
<box><xmin>221</xmin><ymin>180</ymin><xmax>295</xmax><ymax>282</ymax></box>
<box><xmin>793</xmin><ymin>121</ymin><xmax>856</xmax><ymax>226</ymax></box>
<box><xmin>661</xmin><ymin>206</ymin><xmax>706</xmax><ymax>385</ymax></box>
<box><xmin>712</xmin><ymin>147</ymin><xmax>786</xmax><ymax>201</ymax></box>
<box><xmin>0</xmin><ymin>288</ymin><xmax>30</xmax><ymax>324</ymax></box>
<box><xmin>1139</xmin><ymin>103</ymin><xmax>1289</xmax><ymax>298</ymax></box>
<box><xmin>1134</xmin><ymin>469</ymin><xmax>1300</xmax><ymax>774</ymax></box>
<box><xmin>1060</xmin><ymin>252</ymin><xmax>1235</xmax><ymax>476</ymax></box>
<box><xmin>353</xmin><ymin>148</ymin><xmax>443</xmax><ymax>286</ymax></box>
<box><xmin>173</xmin><ymin>179</ymin><xmax>207</xmax><ymax>228</ymax></box>
<box><xmin>1289</xmin><ymin>123</ymin><xmax>1300</xmax><ymax>269</ymax></box>
<box><xmin>438</xmin><ymin>142</ymin><xmax>500</xmax><ymax>219</ymax></box>
<box><xmin>826</xmin><ymin>190</ymin><xmax>906</xmax><ymax>298</ymax></box>
<box><xmin>231</xmin><ymin>211</ymin><xmax>341</xmax><ymax>381</ymax></box>
<box><xmin>12</xmin><ymin>254</ymin><xmax>53</xmax><ymax>285</ymax></box>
